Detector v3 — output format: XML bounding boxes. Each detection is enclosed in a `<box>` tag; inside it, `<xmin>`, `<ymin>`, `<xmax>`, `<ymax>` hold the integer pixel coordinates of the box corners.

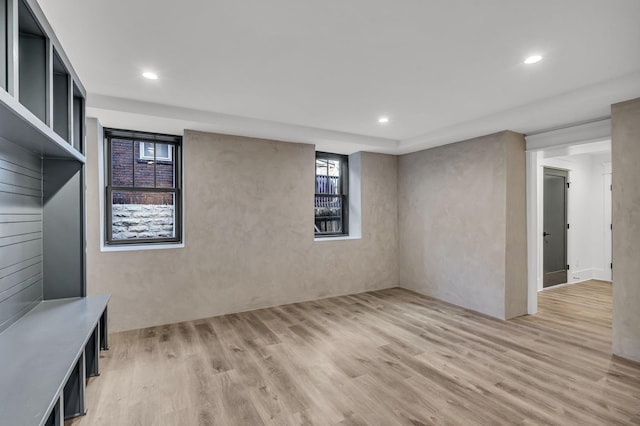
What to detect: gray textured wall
<box><xmin>611</xmin><ymin>97</ymin><xmax>640</xmax><ymax>362</ymax></box>
<box><xmin>86</xmin><ymin>122</ymin><xmax>398</xmax><ymax>332</ymax></box>
<box><xmin>398</xmin><ymin>131</ymin><xmax>527</xmax><ymax>319</ymax></box>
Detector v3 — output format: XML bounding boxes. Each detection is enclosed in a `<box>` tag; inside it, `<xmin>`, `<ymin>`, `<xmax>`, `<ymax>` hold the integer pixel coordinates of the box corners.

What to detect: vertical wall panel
<box><xmin>612</xmin><ymin>97</ymin><xmax>640</xmax><ymax>362</ymax></box>
<box><xmin>0</xmin><ymin>138</ymin><xmax>43</xmax><ymax>332</ymax></box>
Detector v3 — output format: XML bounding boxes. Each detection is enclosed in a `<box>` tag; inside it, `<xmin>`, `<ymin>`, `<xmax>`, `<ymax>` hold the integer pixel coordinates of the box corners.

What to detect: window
<box><xmin>105</xmin><ymin>128</ymin><xmax>182</xmax><ymax>245</ymax></box>
<box><xmin>315</xmin><ymin>152</ymin><xmax>348</xmax><ymax>236</ymax></box>
<box><xmin>139</xmin><ymin>142</ymin><xmax>172</xmax><ymax>161</ymax></box>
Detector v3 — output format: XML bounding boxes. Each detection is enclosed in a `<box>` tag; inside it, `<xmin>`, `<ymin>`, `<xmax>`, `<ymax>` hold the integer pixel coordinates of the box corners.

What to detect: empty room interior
<box><xmin>1</xmin><ymin>1</ymin><xmax>640</xmax><ymax>425</ymax></box>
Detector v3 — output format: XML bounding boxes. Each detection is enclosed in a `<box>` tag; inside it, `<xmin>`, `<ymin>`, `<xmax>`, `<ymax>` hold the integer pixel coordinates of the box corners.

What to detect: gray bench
<box><xmin>0</xmin><ymin>294</ymin><xmax>110</xmax><ymax>426</ymax></box>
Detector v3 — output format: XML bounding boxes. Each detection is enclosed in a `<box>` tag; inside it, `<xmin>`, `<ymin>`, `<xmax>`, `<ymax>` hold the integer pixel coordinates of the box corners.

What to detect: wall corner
<box><xmin>503</xmin><ymin>131</ymin><xmax>528</xmax><ymax>319</ymax></box>
<box><xmin>611</xmin><ymin>96</ymin><xmax>640</xmax><ymax>362</ymax></box>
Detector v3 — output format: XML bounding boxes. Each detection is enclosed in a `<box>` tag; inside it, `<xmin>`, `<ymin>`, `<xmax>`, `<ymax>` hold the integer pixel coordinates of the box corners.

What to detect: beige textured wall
<box><xmin>611</xmin><ymin>97</ymin><xmax>640</xmax><ymax>362</ymax></box>
<box><xmin>86</xmin><ymin>122</ymin><xmax>398</xmax><ymax>332</ymax></box>
<box><xmin>504</xmin><ymin>135</ymin><xmax>528</xmax><ymax>318</ymax></box>
<box><xmin>398</xmin><ymin>131</ymin><xmax>527</xmax><ymax>319</ymax></box>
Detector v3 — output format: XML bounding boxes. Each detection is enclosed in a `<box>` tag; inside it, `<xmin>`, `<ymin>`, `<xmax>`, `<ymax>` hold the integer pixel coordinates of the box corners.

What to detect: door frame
<box><xmin>525</xmin><ymin>123</ymin><xmax>611</xmax><ymax>314</ymax></box>
<box><xmin>527</xmin><ymin>151</ymin><xmax>573</xmax><ymax>313</ymax></box>
<box><xmin>542</xmin><ymin>167</ymin><xmax>569</xmax><ymax>288</ymax></box>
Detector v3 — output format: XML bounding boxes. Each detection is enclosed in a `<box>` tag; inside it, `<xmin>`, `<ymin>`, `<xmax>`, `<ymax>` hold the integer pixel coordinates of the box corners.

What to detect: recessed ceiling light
<box><xmin>142</xmin><ymin>71</ymin><xmax>158</xmax><ymax>80</ymax></box>
<box><xmin>378</xmin><ymin>117</ymin><xmax>389</xmax><ymax>124</ymax></box>
<box><xmin>524</xmin><ymin>55</ymin><xmax>542</xmax><ymax>64</ymax></box>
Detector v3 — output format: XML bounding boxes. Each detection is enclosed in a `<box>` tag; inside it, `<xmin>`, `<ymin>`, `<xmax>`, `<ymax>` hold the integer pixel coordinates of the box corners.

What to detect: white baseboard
<box><xmin>568</xmin><ymin>268</ymin><xmax>594</xmax><ymax>283</ymax></box>
<box><xmin>540</xmin><ymin>268</ymin><xmax>611</xmax><ymax>292</ymax></box>
<box><xmin>592</xmin><ymin>268</ymin><xmax>613</xmax><ymax>282</ymax></box>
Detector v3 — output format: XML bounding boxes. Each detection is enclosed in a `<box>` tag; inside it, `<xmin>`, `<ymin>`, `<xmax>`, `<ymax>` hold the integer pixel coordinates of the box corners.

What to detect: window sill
<box><xmin>100</xmin><ymin>242</ymin><xmax>185</xmax><ymax>252</ymax></box>
<box><xmin>314</xmin><ymin>235</ymin><xmax>361</xmax><ymax>242</ymax></box>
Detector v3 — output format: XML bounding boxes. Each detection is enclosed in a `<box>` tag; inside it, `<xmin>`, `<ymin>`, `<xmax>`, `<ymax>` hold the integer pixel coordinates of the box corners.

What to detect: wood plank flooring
<box><xmin>68</xmin><ymin>280</ymin><xmax>640</xmax><ymax>425</ymax></box>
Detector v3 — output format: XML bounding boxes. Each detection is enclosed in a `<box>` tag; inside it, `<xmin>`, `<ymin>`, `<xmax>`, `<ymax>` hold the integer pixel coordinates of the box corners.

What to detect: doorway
<box><xmin>526</xmin><ymin>138</ymin><xmax>612</xmax><ymax>314</ymax></box>
<box><xmin>543</xmin><ymin>168</ymin><xmax>568</xmax><ymax>287</ymax></box>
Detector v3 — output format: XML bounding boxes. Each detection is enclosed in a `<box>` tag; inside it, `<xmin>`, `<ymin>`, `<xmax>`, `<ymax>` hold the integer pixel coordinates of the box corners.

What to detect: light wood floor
<box><xmin>69</xmin><ymin>280</ymin><xmax>640</xmax><ymax>425</ymax></box>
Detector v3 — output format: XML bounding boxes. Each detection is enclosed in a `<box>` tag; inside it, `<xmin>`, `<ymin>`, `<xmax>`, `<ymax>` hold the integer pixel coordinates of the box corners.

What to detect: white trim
<box><xmin>593</xmin><ymin>268</ymin><xmax>613</xmax><ymax>282</ymax></box>
<box><xmin>314</xmin><ymin>235</ymin><xmax>362</xmax><ymax>242</ymax></box>
<box><xmin>347</xmin><ymin>152</ymin><xmax>362</xmax><ymax>239</ymax></box>
<box><xmin>139</xmin><ymin>141</ymin><xmax>173</xmax><ymax>161</ymax></box>
<box><xmin>568</xmin><ymin>268</ymin><xmax>594</xmax><ymax>283</ymax></box>
<box><xmin>526</xmin><ymin>118</ymin><xmax>611</xmax><ymax>152</ymax></box>
<box><xmin>100</xmin><ymin>242</ymin><xmax>185</xmax><ymax>252</ymax></box>
<box><xmin>539</xmin><ymin>276</ymin><xmax>613</xmax><ymax>291</ymax></box>
<box><xmin>525</xmin><ymin>150</ymin><xmax>539</xmax><ymax>314</ymax></box>
<box><xmin>539</xmin><ymin>281</ymin><xmax>581</xmax><ymax>291</ymax></box>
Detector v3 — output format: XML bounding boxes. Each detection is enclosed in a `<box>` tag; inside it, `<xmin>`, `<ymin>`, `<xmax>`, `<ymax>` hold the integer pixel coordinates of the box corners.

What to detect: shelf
<box><xmin>0</xmin><ymin>87</ymin><xmax>85</xmax><ymax>162</ymax></box>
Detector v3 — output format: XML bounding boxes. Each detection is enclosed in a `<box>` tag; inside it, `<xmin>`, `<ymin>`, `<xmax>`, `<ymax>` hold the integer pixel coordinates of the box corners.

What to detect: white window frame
<box><xmin>139</xmin><ymin>141</ymin><xmax>173</xmax><ymax>162</ymax></box>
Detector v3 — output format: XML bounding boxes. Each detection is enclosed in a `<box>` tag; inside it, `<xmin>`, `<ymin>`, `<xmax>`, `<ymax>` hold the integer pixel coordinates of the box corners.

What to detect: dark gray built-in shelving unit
<box><xmin>1</xmin><ymin>0</ymin><xmax>88</xmax><ymax>329</ymax></box>
<box><xmin>0</xmin><ymin>0</ymin><xmax>110</xmax><ymax>424</ymax></box>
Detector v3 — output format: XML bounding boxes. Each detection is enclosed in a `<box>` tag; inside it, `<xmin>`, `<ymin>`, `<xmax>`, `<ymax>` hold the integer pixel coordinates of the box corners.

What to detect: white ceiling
<box><xmin>38</xmin><ymin>0</ymin><xmax>640</xmax><ymax>154</ymax></box>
